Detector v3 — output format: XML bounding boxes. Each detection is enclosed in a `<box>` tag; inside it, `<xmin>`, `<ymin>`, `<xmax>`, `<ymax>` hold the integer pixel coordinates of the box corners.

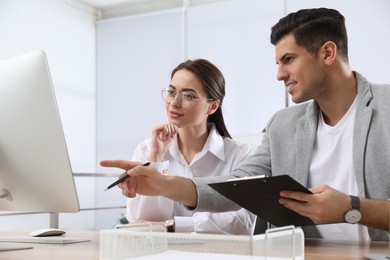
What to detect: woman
<box><xmin>127</xmin><ymin>59</ymin><xmax>256</xmax><ymax>234</ymax></box>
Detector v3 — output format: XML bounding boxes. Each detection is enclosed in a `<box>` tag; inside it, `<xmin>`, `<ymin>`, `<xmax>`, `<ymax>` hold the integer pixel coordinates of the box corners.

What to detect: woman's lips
<box><xmin>169</xmin><ymin>111</ymin><xmax>183</xmax><ymax>119</ymax></box>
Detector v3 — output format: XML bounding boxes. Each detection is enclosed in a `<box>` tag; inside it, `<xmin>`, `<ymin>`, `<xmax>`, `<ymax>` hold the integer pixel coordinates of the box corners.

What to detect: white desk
<box><xmin>0</xmin><ymin>230</ymin><xmax>388</xmax><ymax>259</ymax></box>
<box><xmin>0</xmin><ymin>230</ymin><xmax>99</xmax><ymax>260</ymax></box>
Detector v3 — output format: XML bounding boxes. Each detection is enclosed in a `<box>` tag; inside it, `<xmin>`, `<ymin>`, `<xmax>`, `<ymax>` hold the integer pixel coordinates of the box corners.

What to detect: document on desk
<box><xmin>208</xmin><ymin>174</ymin><xmax>315</xmax><ymax>227</ymax></box>
<box><xmin>0</xmin><ymin>236</ymin><xmax>90</xmax><ymax>244</ymax></box>
<box><xmin>128</xmin><ymin>250</ymin><xmax>295</xmax><ymax>260</ymax></box>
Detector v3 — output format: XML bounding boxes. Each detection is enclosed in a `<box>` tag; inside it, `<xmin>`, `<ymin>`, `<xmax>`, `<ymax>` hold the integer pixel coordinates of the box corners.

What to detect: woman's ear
<box><xmin>207</xmin><ymin>99</ymin><xmax>221</xmax><ymax>115</ymax></box>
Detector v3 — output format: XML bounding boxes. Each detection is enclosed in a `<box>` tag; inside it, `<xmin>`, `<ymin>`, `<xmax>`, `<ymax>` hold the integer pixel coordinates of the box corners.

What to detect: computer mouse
<box><xmin>30</xmin><ymin>228</ymin><xmax>66</xmax><ymax>237</ymax></box>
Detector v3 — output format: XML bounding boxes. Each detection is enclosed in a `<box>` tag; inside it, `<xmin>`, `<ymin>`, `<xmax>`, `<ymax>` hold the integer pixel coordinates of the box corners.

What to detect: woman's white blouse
<box><xmin>127</xmin><ymin>124</ymin><xmax>257</xmax><ymax>235</ymax></box>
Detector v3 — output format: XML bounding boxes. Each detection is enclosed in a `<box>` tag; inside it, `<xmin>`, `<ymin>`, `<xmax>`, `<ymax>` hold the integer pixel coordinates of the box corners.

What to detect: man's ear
<box><xmin>208</xmin><ymin>99</ymin><xmax>221</xmax><ymax>115</ymax></box>
<box><xmin>321</xmin><ymin>41</ymin><xmax>337</xmax><ymax>65</ymax></box>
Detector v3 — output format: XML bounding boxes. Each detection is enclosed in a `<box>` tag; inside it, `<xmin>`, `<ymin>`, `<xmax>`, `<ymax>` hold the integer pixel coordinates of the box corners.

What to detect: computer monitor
<box><xmin>0</xmin><ymin>51</ymin><xmax>79</xmax><ymax>213</ymax></box>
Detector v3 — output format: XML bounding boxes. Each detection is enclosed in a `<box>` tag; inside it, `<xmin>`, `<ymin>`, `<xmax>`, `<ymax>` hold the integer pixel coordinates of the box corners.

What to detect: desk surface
<box><xmin>305</xmin><ymin>239</ymin><xmax>389</xmax><ymax>259</ymax></box>
<box><xmin>0</xmin><ymin>230</ymin><xmax>388</xmax><ymax>259</ymax></box>
<box><xmin>0</xmin><ymin>230</ymin><xmax>99</xmax><ymax>260</ymax></box>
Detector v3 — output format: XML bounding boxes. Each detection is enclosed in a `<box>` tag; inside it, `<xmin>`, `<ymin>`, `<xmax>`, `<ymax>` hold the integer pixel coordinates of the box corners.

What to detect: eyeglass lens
<box><xmin>162</xmin><ymin>89</ymin><xmax>194</xmax><ymax>108</ymax></box>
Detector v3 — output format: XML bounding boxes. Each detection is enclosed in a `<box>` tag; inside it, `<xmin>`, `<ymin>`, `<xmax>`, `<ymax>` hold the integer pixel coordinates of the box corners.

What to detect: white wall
<box><xmin>0</xmin><ymin>0</ymin><xmax>96</xmax><ymax>230</ymax></box>
<box><xmin>186</xmin><ymin>0</ymin><xmax>285</xmax><ymax>134</ymax></box>
<box><xmin>95</xmin><ymin>8</ymin><xmax>185</xmax><ymax>229</ymax></box>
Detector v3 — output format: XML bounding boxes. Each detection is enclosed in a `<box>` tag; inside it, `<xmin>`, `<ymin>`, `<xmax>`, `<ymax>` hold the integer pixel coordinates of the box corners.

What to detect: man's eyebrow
<box><xmin>278</xmin><ymin>53</ymin><xmax>290</xmax><ymax>63</ymax></box>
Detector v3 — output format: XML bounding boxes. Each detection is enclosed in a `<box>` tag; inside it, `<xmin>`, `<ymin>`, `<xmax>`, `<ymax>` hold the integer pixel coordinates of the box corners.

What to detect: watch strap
<box><xmin>350</xmin><ymin>195</ymin><xmax>360</xmax><ymax>210</ymax></box>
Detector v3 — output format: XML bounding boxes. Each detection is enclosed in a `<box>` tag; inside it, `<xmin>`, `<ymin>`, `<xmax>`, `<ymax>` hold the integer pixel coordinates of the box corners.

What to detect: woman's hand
<box><xmin>148</xmin><ymin>123</ymin><xmax>179</xmax><ymax>161</ymax></box>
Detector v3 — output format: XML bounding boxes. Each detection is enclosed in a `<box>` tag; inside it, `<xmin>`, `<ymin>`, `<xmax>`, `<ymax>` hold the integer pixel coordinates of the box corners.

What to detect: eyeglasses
<box><xmin>161</xmin><ymin>88</ymin><xmax>214</xmax><ymax>109</ymax></box>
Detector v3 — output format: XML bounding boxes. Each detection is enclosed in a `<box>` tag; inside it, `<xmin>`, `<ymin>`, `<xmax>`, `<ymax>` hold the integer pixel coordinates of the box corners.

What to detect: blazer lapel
<box><xmin>295</xmin><ymin>102</ymin><xmax>318</xmax><ymax>186</ymax></box>
<box><xmin>353</xmin><ymin>73</ymin><xmax>373</xmax><ymax>197</ymax></box>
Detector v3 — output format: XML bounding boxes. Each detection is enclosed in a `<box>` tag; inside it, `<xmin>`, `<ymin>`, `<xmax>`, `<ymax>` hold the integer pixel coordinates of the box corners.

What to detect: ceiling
<box><xmin>72</xmin><ymin>0</ymin><xmax>227</xmax><ymax>20</ymax></box>
<box><xmin>78</xmin><ymin>0</ymin><xmax>226</xmax><ymax>8</ymax></box>
<box><xmin>78</xmin><ymin>0</ymin><xmax>136</xmax><ymax>8</ymax></box>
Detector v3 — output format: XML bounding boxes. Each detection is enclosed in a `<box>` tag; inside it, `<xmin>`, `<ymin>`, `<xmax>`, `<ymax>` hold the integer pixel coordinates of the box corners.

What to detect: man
<box><xmin>101</xmin><ymin>8</ymin><xmax>389</xmax><ymax>241</ymax></box>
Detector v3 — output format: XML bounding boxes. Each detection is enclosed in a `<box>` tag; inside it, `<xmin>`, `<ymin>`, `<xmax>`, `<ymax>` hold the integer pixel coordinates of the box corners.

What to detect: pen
<box><xmin>104</xmin><ymin>162</ymin><xmax>151</xmax><ymax>191</ymax></box>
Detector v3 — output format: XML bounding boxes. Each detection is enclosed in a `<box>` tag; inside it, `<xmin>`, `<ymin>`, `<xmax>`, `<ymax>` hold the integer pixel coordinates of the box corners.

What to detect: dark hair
<box><xmin>171</xmin><ymin>59</ymin><xmax>232</xmax><ymax>138</ymax></box>
<box><xmin>270</xmin><ymin>8</ymin><xmax>349</xmax><ymax>63</ymax></box>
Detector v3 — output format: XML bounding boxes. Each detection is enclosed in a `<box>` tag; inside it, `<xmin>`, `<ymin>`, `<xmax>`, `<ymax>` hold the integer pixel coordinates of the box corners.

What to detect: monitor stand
<box><xmin>0</xmin><ymin>243</ymin><xmax>33</xmax><ymax>252</ymax></box>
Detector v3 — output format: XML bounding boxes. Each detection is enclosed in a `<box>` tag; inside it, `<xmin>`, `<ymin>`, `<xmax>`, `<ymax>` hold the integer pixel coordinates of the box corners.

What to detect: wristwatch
<box><xmin>164</xmin><ymin>219</ymin><xmax>175</xmax><ymax>232</ymax></box>
<box><xmin>344</xmin><ymin>195</ymin><xmax>362</xmax><ymax>224</ymax></box>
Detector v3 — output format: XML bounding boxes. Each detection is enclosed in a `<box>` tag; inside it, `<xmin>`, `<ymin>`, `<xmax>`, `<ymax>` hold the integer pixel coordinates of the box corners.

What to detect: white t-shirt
<box><xmin>127</xmin><ymin>124</ymin><xmax>256</xmax><ymax>235</ymax></box>
<box><xmin>309</xmin><ymin>98</ymin><xmax>370</xmax><ymax>240</ymax></box>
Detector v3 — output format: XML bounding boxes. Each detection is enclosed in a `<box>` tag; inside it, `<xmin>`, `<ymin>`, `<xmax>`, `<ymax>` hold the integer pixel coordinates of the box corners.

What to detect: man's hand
<box><xmin>100</xmin><ymin>160</ymin><xmax>167</xmax><ymax>198</ymax></box>
<box><xmin>279</xmin><ymin>184</ymin><xmax>350</xmax><ymax>224</ymax></box>
<box><xmin>280</xmin><ymin>184</ymin><xmax>390</xmax><ymax>230</ymax></box>
<box><xmin>100</xmin><ymin>159</ymin><xmax>198</xmax><ymax>208</ymax></box>
<box><xmin>100</xmin><ymin>159</ymin><xmax>141</xmax><ymax>171</ymax></box>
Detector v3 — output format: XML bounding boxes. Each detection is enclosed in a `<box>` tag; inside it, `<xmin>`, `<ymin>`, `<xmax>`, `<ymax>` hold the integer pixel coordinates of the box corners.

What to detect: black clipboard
<box><xmin>208</xmin><ymin>175</ymin><xmax>315</xmax><ymax>227</ymax></box>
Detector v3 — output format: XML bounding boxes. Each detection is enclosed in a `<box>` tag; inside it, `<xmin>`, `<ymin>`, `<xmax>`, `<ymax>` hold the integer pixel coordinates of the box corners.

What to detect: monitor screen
<box><xmin>0</xmin><ymin>51</ymin><xmax>79</xmax><ymax>212</ymax></box>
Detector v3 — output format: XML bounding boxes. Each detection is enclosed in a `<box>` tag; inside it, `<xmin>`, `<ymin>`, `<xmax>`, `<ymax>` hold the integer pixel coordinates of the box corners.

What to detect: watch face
<box><xmin>165</xmin><ymin>219</ymin><xmax>174</xmax><ymax>226</ymax></box>
<box><xmin>164</xmin><ymin>219</ymin><xmax>175</xmax><ymax>232</ymax></box>
<box><xmin>345</xmin><ymin>209</ymin><xmax>362</xmax><ymax>224</ymax></box>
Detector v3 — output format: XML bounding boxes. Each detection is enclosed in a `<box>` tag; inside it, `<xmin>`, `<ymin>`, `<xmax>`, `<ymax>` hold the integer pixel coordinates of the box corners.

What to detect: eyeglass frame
<box><xmin>161</xmin><ymin>88</ymin><xmax>215</xmax><ymax>109</ymax></box>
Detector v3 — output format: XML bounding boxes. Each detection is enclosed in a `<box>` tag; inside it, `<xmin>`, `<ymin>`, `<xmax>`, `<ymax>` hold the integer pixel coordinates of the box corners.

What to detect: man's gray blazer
<box><xmin>192</xmin><ymin>72</ymin><xmax>390</xmax><ymax>241</ymax></box>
